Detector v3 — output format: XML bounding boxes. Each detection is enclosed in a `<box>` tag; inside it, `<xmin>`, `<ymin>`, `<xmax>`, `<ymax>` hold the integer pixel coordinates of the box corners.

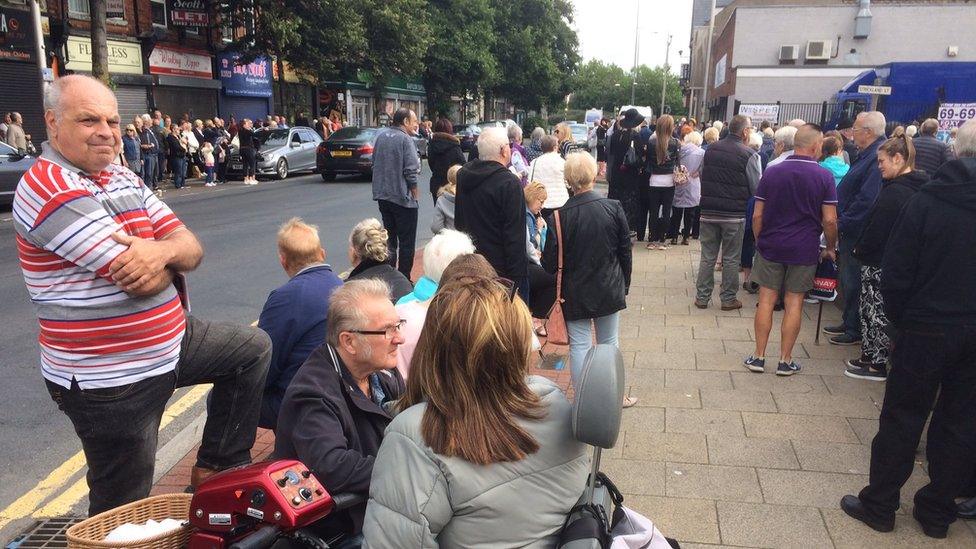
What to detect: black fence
<box><xmin>734</xmin><ymin>100</ymin><xmax>938</xmax><ymax>129</ymax></box>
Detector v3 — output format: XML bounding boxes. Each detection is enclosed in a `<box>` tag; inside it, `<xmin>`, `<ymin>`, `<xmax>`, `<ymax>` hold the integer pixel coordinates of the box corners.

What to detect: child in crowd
<box><xmin>201</xmin><ymin>141</ymin><xmax>216</xmax><ymax>187</ymax></box>
<box><xmin>430</xmin><ymin>164</ymin><xmax>461</xmax><ymax>234</ymax></box>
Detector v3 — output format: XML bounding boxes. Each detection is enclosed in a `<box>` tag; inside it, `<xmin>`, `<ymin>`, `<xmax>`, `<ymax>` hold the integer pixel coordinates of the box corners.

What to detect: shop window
<box><xmin>151</xmin><ymin>0</ymin><xmax>167</xmax><ymax>29</ymax></box>
<box><xmin>68</xmin><ymin>0</ymin><xmax>89</xmax><ymax>18</ymax></box>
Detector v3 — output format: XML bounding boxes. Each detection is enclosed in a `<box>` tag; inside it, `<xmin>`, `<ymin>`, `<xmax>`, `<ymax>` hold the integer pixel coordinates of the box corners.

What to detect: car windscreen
<box><xmin>329</xmin><ymin>127</ymin><xmax>377</xmax><ymax>141</ymax></box>
<box><xmin>0</xmin><ymin>142</ymin><xmax>15</xmax><ymax>155</ymax></box>
<box><xmin>256</xmin><ymin>130</ymin><xmax>290</xmax><ymax>147</ymax></box>
<box><xmin>570</xmin><ymin>126</ymin><xmax>588</xmax><ymax>138</ymax></box>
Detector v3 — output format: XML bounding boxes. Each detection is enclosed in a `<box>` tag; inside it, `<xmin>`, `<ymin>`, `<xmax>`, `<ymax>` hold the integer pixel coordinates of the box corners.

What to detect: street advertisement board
<box><xmin>937</xmin><ymin>102</ymin><xmax>976</xmax><ymax>143</ymax></box>
<box><xmin>738</xmin><ymin>104</ymin><xmax>780</xmax><ymax>127</ymax></box>
<box><xmin>149</xmin><ymin>46</ymin><xmax>213</xmax><ymax>79</ymax></box>
<box><xmin>218</xmin><ymin>52</ymin><xmax>272</xmax><ymax>98</ymax></box>
<box><xmin>0</xmin><ymin>6</ymin><xmax>34</xmax><ymax>63</ymax></box>
<box><xmin>585</xmin><ymin>109</ymin><xmax>603</xmax><ymax>125</ymax></box>
<box><xmin>107</xmin><ymin>0</ymin><xmax>125</xmax><ymax>19</ymax></box>
<box><xmin>65</xmin><ymin>36</ymin><xmax>143</xmax><ymax>75</ymax></box>
<box><xmin>167</xmin><ymin>0</ymin><xmax>208</xmax><ymax>28</ymax></box>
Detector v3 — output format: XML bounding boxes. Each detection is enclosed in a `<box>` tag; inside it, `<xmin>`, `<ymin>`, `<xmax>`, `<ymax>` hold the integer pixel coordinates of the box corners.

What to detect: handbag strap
<box><xmin>554</xmin><ymin>210</ymin><xmax>564</xmax><ymax>303</ymax></box>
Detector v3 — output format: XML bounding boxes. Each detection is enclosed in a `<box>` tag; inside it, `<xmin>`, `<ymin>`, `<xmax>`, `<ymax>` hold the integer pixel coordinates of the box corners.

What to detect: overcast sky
<box><xmin>570</xmin><ymin>0</ymin><xmax>694</xmax><ymax>74</ymax></box>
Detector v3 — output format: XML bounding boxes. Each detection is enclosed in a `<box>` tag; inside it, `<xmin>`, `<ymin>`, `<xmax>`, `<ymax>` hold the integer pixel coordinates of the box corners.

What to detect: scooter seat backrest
<box><xmin>571</xmin><ymin>344</ymin><xmax>624</xmax><ymax>449</ymax></box>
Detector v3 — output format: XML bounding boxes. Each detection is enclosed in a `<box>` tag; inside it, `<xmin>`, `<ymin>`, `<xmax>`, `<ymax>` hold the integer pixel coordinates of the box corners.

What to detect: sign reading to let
<box><xmin>167</xmin><ymin>0</ymin><xmax>208</xmax><ymax>28</ymax></box>
<box><xmin>65</xmin><ymin>36</ymin><xmax>143</xmax><ymax>75</ymax></box>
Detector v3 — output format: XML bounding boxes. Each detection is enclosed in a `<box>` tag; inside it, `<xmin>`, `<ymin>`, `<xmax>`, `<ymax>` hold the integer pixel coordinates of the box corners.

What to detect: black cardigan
<box><xmin>852</xmin><ymin>170</ymin><xmax>928</xmax><ymax>267</ymax></box>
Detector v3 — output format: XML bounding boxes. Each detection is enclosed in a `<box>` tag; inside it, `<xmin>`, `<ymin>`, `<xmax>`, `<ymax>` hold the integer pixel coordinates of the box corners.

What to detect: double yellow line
<box><xmin>0</xmin><ymin>383</ymin><xmax>212</xmax><ymax>529</ymax></box>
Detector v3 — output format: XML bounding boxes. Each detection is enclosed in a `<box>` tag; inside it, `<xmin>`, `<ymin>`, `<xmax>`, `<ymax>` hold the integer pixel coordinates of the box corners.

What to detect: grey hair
<box><xmin>326</xmin><ymin>279</ymin><xmax>391</xmax><ymax>348</ymax></box>
<box><xmin>955</xmin><ymin>119</ymin><xmax>976</xmax><ymax>158</ymax></box>
<box><xmin>422</xmin><ymin>229</ymin><xmax>475</xmax><ymax>284</ymax></box>
<box><xmin>507</xmin><ymin>124</ymin><xmax>523</xmax><ymax>142</ymax></box>
<box><xmin>141</xmin><ymin>113</ymin><xmax>152</xmax><ymax>123</ymax></box>
<box><xmin>349</xmin><ymin>218</ymin><xmax>389</xmax><ymax>263</ymax></box>
<box><xmin>530</xmin><ymin>127</ymin><xmax>545</xmax><ymax>142</ymax></box>
<box><xmin>44</xmin><ymin>75</ymin><xmax>113</xmax><ymax>121</ymax></box>
<box><xmin>857</xmin><ymin>111</ymin><xmax>887</xmax><ymax>138</ymax></box>
<box><xmin>774</xmin><ymin>126</ymin><xmax>797</xmax><ymax>148</ymax></box>
<box><xmin>477</xmin><ymin>127</ymin><xmax>509</xmax><ymax>161</ymax></box>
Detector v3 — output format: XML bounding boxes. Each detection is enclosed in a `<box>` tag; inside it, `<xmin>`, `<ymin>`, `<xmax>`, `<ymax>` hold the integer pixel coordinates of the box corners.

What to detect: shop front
<box><xmin>320</xmin><ymin>75</ymin><xmax>426</xmax><ymax>127</ymax></box>
<box><xmin>0</xmin><ymin>5</ymin><xmax>45</xmax><ymax>140</ymax></box>
<box><xmin>148</xmin><ymin>45</ymin><xmax>220</xmax><ymax>121</ymax></box>
<box><xmin>65</xmin><ymin>35</ymin><xmax>149</xmax><ymax>122</ymax></box>
<box><xmin>272</xmin><ymin>61</ymin><xmax>315</xmax><ymax>124</ymax></box>
<box><xmin>218</xmin><ymin>52</ymin><xmax>272</xmax><ymax>123</ymax></box>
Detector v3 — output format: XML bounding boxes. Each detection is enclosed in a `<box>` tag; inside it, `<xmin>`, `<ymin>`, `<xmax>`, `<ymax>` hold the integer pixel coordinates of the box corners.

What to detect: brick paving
<box><xmin>152</xmin><ymin>240</ymin><xmax>976</xmax><ymax>547</ymax></box>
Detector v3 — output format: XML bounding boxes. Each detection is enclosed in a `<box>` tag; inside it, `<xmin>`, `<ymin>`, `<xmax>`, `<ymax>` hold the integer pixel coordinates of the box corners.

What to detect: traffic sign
<box><xmin>857</xmin><ymin>85</ymin><xmax>892</xmax><ymax>96</ymax></box>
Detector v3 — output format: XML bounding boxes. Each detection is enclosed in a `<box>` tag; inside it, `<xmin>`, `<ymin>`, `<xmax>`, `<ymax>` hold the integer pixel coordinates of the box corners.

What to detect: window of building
<box><xmin>68</xmin><ymin>0</ymin><xmax>90</xmax><ymax>18</ymax></box>
<box><xmin>151</xmin><ymin>0</ymin><xmax>166</xmax><ymax>29</ymax></box>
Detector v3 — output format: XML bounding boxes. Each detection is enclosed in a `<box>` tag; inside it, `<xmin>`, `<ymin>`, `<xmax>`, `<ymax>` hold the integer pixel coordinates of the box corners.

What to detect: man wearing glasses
<box><xmin>274</xmin><ymin>279</ymin><xmax>406</xmax><ymax>542</ymax></box>
<box><xmin>822</xmin><ymin>111</ymin><xmax>886</xmax><ymax>346</ymax></box>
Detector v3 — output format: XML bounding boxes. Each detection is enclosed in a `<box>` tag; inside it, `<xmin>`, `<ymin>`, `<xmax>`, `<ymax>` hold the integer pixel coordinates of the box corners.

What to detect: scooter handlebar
<box><xmin>228</xmin><ymin>525</ymin><xmax>281</xmax><ymax>549</ymax></box>
<box><xmin>330</xmin><ymin>492</ymin><xmax>366</xmax><ymax>511</ymax></box>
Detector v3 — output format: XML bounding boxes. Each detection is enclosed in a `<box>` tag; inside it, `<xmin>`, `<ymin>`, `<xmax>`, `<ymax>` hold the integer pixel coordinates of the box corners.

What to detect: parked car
<box><xmin>566</xmin><ymin>122</ymin><xmax>590</xmax><ymax>150</ymax></box>
<box><xmin>317</xmin><ymin>126</ymin><xmax>380</xmax><ymax>181</ymax></box>
<box><xmin>453</xmin><ymin>124</ymin><xmax>480</xmax><ymax>153</ymax></box>
<box><xmin>0</xmin><ymin>141</ymin><xmax>35</xmax><ymax>207</ymax></box>
<box><xmin>227</xmin><ymin>127</ymin><xmax>322</xmax><ymax>180</ymax></box>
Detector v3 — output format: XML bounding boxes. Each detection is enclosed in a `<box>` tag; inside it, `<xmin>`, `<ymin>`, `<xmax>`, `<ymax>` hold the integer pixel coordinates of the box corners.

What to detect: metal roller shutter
<box><xmin>220</xmin><ymin>95</ymin><xmax>270</xmax><ymax>123</ymax></box>
<box><xmin>0</xmin><ymin>62</ymin><xmax>46</xmax><ymax>141</ymax></box>
<box><xmin>153</xmin><ymin>86</ymin><xmax>218</xmax><ymax>121</ymax></box>
<box><xmin>114</xmin><ymin>85</ymin><xmax>149</xmax><ymax>124</ymax></box>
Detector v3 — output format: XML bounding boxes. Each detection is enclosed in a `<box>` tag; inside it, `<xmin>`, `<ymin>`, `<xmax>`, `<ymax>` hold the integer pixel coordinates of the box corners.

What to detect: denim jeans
<box><xmin>141</xmin><ymin>153</ymin><xmax>157</xmax><ymax>189</ymax></box>
<box><xmin>839</xmin><ymin>236</ymin><xmax>863</xmax><ymax>338</ymax></box>
<box><xmin>170</xmin><ymin>156</ymin><xmax>187</xmax><ymax>189</ymax></box>
<box><xmin>695</xmin><ymin>221</ymin><xmax>744</xmax><ymax>304</ymax></box>
<box><xmin>377</xmin><ymin>199</ymin><xmax>418</xmax><ymax>279</ymax></box>
<box><xmin>45</xmin><ymin>315</ymin><xmax>271</xmax><ymax>515</ymax></box>
<box><xmin>566</xmin><ymin>313</ymin><xmax>620</xmax><ymax>384</ymax></box>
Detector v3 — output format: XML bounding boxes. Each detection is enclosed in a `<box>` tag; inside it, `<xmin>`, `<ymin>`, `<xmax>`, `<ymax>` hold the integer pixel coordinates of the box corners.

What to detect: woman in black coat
<box><xmin>426</xmin><ymin>117</ymin><xmax>466</xmax><ymax>204</ymax></box>
<box><xmin>542</xmin><ymin>153</ymin><xmax>634</xmax><ymax>406</ymax></box>
<box><xmin>848</xmin><ymin>129</ymin><xmax>928</xmax><ymax>381</ymax></box>
<box><xmin>607</xmin><ymin>109</ymin><xmax>645</xmax><ymax>237</ymax></box>
<box><xmin>346</xmin><ymin>218</ymin><xmax>414</xmax><ymax>301</ymax></box>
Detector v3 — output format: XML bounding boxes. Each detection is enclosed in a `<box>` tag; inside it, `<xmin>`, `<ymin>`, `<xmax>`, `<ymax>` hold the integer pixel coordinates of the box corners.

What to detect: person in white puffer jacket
<box><xmin>529</xmin><ymin>135</ymin><xmax>569</xmax><ymax>217</ymax></box>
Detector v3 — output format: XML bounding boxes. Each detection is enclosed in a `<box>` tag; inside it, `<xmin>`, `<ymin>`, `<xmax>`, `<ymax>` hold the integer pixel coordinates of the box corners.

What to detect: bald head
<box><xmin>793</xmin><ymin>124</ymin><xmax>824</xmax><ymax>158</ymax></box>
<box><xmin>44</xmin><ymin>75</ymin><xmax>122</xmax><ymax>174</ymax></box>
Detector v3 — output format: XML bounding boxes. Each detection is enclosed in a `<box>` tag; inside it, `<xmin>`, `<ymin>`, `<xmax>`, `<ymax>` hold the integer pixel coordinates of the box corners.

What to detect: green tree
<box><xmin>422</xmin><ymin>0</ymin><xmax>498</xmax><ymax>118</ymax></box>
<box><xmin>570</xmin><ymin>62</ymin><xmax>684</xmax><ymax>116</ymax></box>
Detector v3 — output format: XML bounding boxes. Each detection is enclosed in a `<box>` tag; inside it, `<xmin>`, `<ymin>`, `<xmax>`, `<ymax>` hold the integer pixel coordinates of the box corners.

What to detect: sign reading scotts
<box><xmin>167</xmin><ymin>0</ymin><xmax>208</xmax><ymax>28</ymax></box>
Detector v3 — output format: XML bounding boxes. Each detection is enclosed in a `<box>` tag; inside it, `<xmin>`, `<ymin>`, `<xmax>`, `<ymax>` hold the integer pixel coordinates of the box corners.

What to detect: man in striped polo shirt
<box><xmin>13</xmin><ymin>75</ymin><xmax>271</xmax><ymax>515</ymax></box>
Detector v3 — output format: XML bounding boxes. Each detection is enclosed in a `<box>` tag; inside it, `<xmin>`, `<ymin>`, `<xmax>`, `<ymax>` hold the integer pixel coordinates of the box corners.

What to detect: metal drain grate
<box><xmin>6</xmin><ymin>517</ymin><xmax>83</xmax><ymax>548</ymax></box>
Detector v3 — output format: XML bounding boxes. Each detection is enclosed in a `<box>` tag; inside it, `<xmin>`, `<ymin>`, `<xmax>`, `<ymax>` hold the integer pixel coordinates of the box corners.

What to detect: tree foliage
<box><xmin>570</xmin><ymin>60</ymin><xmax>684</xmax><ymax>116</ymax></box>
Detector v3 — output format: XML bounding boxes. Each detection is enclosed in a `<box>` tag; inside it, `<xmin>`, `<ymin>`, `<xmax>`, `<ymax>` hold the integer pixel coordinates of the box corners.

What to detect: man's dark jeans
<box><xmin>839</xmin><ymin>236</ymin><xmax>862</xmax><ymax>338</ymax></box>
<box><xmin>858</xmin><ymin>323</ymin><xmax>976</xmax><ymax>529</ymax></box>
<box><xmin>141</xmin><ymin>154</ymin><xmax>157</xmax><ymax>189</ymax></box>
<box><xmin>377</xmin><ymin>199</ymin><xmax>418</xmax><ymax>279</ymax></box>
<box><xmin>45</xmin><ymin>316</ymin><xmax>271</xmax><ymax>515</ymax></box>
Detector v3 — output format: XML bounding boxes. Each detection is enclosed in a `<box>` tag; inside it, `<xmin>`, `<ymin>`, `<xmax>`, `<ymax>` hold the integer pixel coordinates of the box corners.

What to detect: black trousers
<box><xmin>691</xmin><ymin>206</ymin><xmax>701</xmax><ymax>238</ymax></box>
<box><xmin>45</xmin><ymin>316</ymin><xmax>271</xmax><ymax>515</ymax></box>
<box><xmin>858</xmin><ymin>323</ymin><xmax>976</xmax><ymax>528</ymax></box>
<box><xmin>667</xmin><ymin>206</ymin><xmax>695</xmax><ymax>239</ymax></box>
<box><xmin>527</xmin><ymin>262</ymin><xmax>556</xmax><ymax>318</ymax></box>
<box><xmin>241</xmin><ymin>147</ymin><xmax>257</xmax><ymax>178</ymax></box>
<box><xmin>377</xmin><ymin>199</ymin><xmax>418</xmax><ymax>279</ymax></box>
<box><xmin>638</xmin><ymin>186</ymin><xmax>675</xmax><ymax>242</ymax></box>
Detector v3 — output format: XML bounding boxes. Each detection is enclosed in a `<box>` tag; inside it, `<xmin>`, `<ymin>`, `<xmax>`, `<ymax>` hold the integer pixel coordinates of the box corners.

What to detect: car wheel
<box><xmin>276</xmin><ymin>158</ymin><xmax>289</xmax><ymax>180</ymax></box>
<box><xmin>321</xmin><ymin>172</ymin><xmax>336</xmax><ymax>182</ymax></box>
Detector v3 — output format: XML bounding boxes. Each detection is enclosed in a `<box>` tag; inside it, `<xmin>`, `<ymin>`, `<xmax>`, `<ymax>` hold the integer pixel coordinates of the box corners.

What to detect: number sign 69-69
<box><xmin>938</xmin><ymin>103</ymin><xmax>976</xmax><ymax>130</ymax></box>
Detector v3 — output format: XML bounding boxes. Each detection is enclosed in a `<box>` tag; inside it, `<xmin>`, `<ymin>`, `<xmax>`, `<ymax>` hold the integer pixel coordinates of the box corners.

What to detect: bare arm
<box><xmin>109</xmin><ymin>228</ymin><xmax>203</xmax><ymax>292</ymax></box>
<box><xmin>821</xmin><ymin>204</ymin><xmax>838</xmax><ymax>262</ymax></box>
<box><xmin>752</xmin><ymin>200</ymin><xmax>764</xmax><ymax>242</ymax></box>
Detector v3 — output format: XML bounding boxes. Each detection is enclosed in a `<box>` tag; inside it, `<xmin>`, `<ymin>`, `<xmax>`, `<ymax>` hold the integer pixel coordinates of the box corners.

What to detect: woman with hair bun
<box><xmin>347</xmin><ymin>218</ymin><xmax>414</xmax><ymax>302</ymax></box>
<box><xmin>847</xmin><ymin>128</ymin><xmax>928</xmax><ymax>382</ymax></box>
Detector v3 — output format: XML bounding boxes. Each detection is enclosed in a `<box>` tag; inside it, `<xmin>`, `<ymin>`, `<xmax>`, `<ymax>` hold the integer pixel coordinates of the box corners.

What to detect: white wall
<box><xmin>733</xmin><ymin>67</ymin><xmax>867</xmax><ymax>103</ymax></box>
<box><xmin>733</xmin><ymin>4</ymin><xmax>976</xmax><ymax>67</ymax></box>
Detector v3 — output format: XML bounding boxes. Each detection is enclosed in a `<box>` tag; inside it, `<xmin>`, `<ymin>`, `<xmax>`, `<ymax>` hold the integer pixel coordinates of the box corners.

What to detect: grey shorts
<box><xmin>751</xmin><ymin>252</ymin><xmax>817</xmax><ymax>294</ymax></box>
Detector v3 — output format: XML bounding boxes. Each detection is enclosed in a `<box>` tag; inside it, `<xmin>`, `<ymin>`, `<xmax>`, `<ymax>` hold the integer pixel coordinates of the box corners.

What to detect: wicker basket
<box><xmin>66</xmin><ymin>493</ymin><xmax>193</xmax><ymax>549</ymax></box>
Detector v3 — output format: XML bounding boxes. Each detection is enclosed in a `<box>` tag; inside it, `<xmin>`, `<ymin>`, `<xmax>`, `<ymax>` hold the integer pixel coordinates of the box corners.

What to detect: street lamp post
<box><xmin>660</xmin><ymin>33</ymin><xmax>672</xmax><ymax>116</ymax></box>
<box><xmin>631</xmin><ymin>0</ymin><xmax>639</xmax><ymax>105</ymax></box>
<box><xmin>700</xmin><ymin>0</ymin><xmax>717</xmax><ymax>120</ymax></box>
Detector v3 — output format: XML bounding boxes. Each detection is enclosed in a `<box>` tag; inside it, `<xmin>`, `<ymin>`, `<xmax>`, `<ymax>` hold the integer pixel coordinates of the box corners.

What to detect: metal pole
<box><xmin>30</xmin><ymin>0</ymin><xmax>47</xmax><ymax>97</ymax></box>
<box><xmin>660</xmin><ymin>33</ymin><xmax>672</xmax><ymax>116</ymax></box>
<box><xmin>701</xmin><ymin>0</ymin><xmax>717</xmax><ymax>120</ymax></box>
<box><xmin>631</xmin><ymin>0</ymin><xmax>639</xmax><ymax>105</ymax></box>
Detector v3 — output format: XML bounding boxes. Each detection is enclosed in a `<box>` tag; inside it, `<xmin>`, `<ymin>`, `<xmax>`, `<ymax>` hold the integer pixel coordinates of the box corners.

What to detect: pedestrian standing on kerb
<box><xmin>4</xmin><ymin>112</ymin><xmax>29</xmax><ymax>154</ymax></box>
<box><xmin>138</xmin><ymin>114</ymin><xmax>159</xmax><ymax>190</ymax></box>
<box><xmin>372</xmin><ymin>108</ymin><xmax>421</xmax><ymax>279</ymax></box>
<box><xmin>744</xmin><ymin>124</ymin><xmax>837</xmax><ymax>377</ymax></box>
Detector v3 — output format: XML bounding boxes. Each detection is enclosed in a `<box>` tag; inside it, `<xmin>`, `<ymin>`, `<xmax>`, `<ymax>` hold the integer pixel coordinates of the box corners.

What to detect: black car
<box><xmin>317</xmin><ymin>126</ymin><xmax>380</xmax><ymax>181</ymax></box>
<box><xmin>453</xmin><ymin>124</ymin><xmax>480</xmax><ymax>153</ymax></box>
<box><xmin>0</xmin><ymin>141</ymin><xmax>35</xmax><ymax>207</ymax></box>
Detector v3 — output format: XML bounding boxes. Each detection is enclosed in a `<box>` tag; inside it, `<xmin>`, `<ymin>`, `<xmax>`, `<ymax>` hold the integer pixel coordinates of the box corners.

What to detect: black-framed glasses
<box><xmin>495</xmin><ymin>277</ymin><xmax>518</xmax><ymax>302</ymax></box>
<box><xmin>347</xmin><ymin>319</ymin><xmax>406</xmax><ymax>340</ymax></box>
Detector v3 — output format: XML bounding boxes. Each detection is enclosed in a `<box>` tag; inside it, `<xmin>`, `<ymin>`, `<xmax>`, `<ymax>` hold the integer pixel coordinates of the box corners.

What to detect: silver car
<box><xmin>0</xmin><ymin>141</ymin><xmax>35</xmax><ymax>207</ymax></box>
<box><xmin>228</xmin><ymin>127</ymin><xmax>322</xmax><ymax>180</ymax></box>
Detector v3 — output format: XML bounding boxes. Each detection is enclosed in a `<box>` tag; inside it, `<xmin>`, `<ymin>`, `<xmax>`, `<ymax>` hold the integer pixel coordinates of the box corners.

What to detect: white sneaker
<box><xmin>204</xmin><ymin>182</ymin><xmax>216</xmax><ymax>187</ymax></box>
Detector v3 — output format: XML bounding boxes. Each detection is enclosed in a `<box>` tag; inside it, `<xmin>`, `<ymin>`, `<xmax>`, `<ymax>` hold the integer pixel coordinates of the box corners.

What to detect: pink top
<box><xmin>395</xmin><ymin>300</ymin><xmax>430</xmax><ymax>380</ymax></box>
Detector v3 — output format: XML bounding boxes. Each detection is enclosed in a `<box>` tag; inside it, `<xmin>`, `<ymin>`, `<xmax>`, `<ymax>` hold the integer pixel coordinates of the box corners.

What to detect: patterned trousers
<box><xmin>859</xmin><ymin>266</ymin><xmax>891</xmax><ymax>365</ymax></box>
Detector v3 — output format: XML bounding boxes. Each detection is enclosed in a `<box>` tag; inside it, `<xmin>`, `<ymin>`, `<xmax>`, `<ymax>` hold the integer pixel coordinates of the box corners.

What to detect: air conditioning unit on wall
<box><xmin>779</xmin><ymin>45</ymin><xmax>799</xmax><ymax>63</ymax></box>
<box><xmin>806</xmin><ymin>40</ymin><xmax>832</xmax><ymax>60</ymax></box>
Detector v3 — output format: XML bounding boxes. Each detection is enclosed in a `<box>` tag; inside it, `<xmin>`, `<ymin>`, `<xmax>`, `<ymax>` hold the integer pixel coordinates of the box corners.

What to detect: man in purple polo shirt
<box><xmin>744</xmin><ymin>124</ymin><xmax>838</xmax><ymax>376</ymax></box>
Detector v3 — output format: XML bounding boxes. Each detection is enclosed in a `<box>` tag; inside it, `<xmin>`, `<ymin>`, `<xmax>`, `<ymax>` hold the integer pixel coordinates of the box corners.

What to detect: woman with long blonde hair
<box><xmin>362</xmin><ymin>275</ymin><xmax>589</xmax><ymax>547</ymax></box>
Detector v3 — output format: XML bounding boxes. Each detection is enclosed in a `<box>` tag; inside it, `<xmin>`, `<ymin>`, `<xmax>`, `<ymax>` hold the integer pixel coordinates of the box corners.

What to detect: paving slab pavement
<box><xmin>149</xmin><ymin>239</ymin><xmax>976</xmax><ymax>547</ymax></box>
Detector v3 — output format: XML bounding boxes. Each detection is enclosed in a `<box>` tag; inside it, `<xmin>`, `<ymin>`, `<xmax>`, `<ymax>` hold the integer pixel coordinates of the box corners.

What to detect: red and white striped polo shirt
<box><xmin>13</xmin><ymin>145</ymin><xmax>187</xmax><ymax>389</ymax></box>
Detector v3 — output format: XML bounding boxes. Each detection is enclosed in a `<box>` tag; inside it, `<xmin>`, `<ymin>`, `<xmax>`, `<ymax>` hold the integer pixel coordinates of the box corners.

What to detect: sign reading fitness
<box><xmin>938</xmin><ymin>103</ymin><xmax>976</xmax><ymax>131</ymax></box>
<box><xmin>218</xmin><ymin>52</ymin><xmax>272</xmax><ymax>98</ymax></box>
<box><xmin>0</xmin><ymin>6</ymin><xmax>34</xmax><ymax>62</ymax></box>
<box><xmin>65</xmin><ymin>36</ymin><xmax>143</xmax><ymax>75</ymax></box>
<box><xmin>167</xmin><ymin>0</ymin><xmax>208</xmax><ymax>28</ymax></box>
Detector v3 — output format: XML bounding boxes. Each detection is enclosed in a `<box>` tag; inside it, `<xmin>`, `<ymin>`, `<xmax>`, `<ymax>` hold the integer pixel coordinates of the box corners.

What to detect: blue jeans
<box><xmin>141</xmin><ymin>154</ymin><xmax>157</xmax><ymax>188</ymax></box>
<box><xmin>171</xmin><ymin>156</ymin><xmax>187</xmax><ymax>188</ymax></box>
<box><xmin>839</xmin><ymin>236</ymin><xmax>862</xmax><ymax>338</ymax></box>
<box><xmin>566</xmin><ymin>313</ymin><xmax>620</xmax><ymax>384</ymax></box>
